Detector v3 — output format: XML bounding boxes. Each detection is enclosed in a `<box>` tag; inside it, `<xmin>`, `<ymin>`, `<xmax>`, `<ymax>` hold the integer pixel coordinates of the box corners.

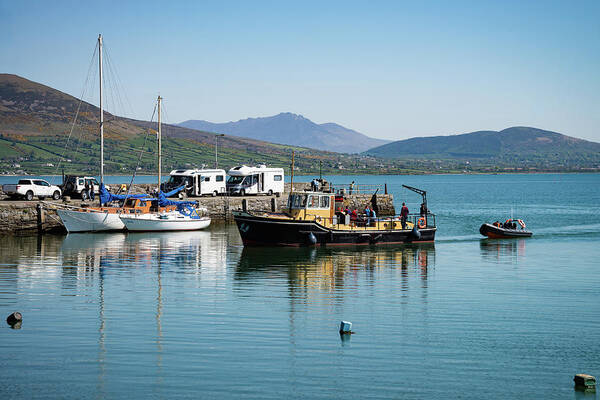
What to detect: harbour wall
<box><xmin>0</xmin><ymin>183</ymin><xmax>395</xmax><ymax>234</ymax></box>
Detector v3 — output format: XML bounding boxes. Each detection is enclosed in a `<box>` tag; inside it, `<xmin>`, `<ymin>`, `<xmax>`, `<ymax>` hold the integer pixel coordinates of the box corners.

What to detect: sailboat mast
<box><xmin>98</xmin><ymin>34</ymin><xmax>104</xmax><ymax>185</ymax></box>
<box><xmin>157</xmin><ymin>96</ymin><xmax>162</xmax><ymax>192</ymax></box>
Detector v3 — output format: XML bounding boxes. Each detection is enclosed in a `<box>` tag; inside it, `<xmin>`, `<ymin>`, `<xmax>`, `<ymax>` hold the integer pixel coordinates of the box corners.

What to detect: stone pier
<box><xmin>0</xmin><ymin>182</ymin><xmax>394</xmax><ymax>234</ymax></box>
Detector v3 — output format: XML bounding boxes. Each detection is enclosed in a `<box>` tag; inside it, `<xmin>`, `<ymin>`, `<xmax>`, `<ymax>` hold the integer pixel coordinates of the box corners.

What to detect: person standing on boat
<box><xmin>364</xmin><ymin>205</ymin><xmax>371</xmax><ymax>225</ymax></box>
<box><xmin>370</xmin><ymin>206</ymin><xmax>377</xmax><ymax>227</ymax></box>
<box><xmin>400</xmin><ymin>202</ymin><xmax>409</xmax><ymax>229</ymax></box>
<box><xmin>420</xmin><ymin>202</ymin><xmax>427</xmax><ymax>224</ymax></box>
<box><xmin>311</xmin><ymin>179</ymin><xmax>319</xmax><ymax>192</ymax></box>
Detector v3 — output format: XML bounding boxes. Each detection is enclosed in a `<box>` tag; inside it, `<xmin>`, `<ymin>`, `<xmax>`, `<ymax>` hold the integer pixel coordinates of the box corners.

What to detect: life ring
<box><xmin>417</xmin><ymin>217</ymin><xmax>426</xmax><ymax>229</ymax></box>
<box><xmin>517</xmin><ymin>219</ymin><xmax>526</xmax><ymax>229</ymax></box>
<box><xmin>179</xmin><ymin>206</ymin><xmax>193</xmax><ymax>216</ymax></box>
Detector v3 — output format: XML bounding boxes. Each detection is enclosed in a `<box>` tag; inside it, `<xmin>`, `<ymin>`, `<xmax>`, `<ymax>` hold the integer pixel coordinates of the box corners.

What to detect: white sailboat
<box><xmin>56</xmin><ymin>34</ymin><xmax>126</xmax><ymax>233</ymax></box>
<box><xmin>119</xmin><ymin>210</ymin><xmax>211</xmax><ymax>231</ymax></box>
<box><xmin>119</xmin><ymin>96</ymin><xmax>211</xmax><ymax>232</ymax></box>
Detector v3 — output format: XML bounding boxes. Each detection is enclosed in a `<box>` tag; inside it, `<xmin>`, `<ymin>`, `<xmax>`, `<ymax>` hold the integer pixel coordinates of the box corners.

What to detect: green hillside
<box><xmin>365</xmin><ymin>127</ymin><xmax>600</xmax><ymax>168</ymax></box>
<box><xmin>1</xmin><ymin>73</ymin><xmax>598</xmax><ymax>175</ymax></box>
<box><xmin>0</xmin><ymin>74</ymin><xmax>390</xmax><ymax>175</ymax></box>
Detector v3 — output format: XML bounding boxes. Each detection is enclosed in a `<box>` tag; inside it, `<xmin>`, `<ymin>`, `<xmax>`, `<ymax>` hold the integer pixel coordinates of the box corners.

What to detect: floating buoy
<box><xmin>574</xmin><ymin>374</ymin><xmax>596</xmax><ymax>390</ymax></box>
<box><xmin>339</xmin><ymin>320</ymin><xmax>354</xmax><ymax>334</ymax></box>
<box><xmin>6</xmin><ymin>312</ymin><xmax>22</xmax><ymax>326</ymax></box>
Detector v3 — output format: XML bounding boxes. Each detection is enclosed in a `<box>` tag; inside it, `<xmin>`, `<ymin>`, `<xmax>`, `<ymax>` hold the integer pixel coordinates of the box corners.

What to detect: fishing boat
<box><xmin>479</xmin><ymin>219</ymin><xmax>532</xmax><ymax>238</ymax></box>
<box><xmin>118</xmin><ymin>96</ymin><xmax>211</xmax><ymax>232</ymax></box>
<box><xmin>232</xmin><ymin>184</ymin><xmax>436</xmax><ymax>247</ymax></box>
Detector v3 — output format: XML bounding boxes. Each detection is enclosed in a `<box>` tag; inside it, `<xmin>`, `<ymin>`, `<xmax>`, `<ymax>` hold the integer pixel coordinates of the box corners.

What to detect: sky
<box><xmin>1</xmin><ymin>0</ymin><xmax>599</xmax><ymax>142</ymax></box>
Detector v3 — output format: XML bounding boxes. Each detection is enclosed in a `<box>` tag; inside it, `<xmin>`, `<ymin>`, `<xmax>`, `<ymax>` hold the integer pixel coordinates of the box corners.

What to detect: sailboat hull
<box><xmin>119</xmin><ymin>214</ymin><xmax>211</xmax><ymax>231</ymax></box>
<box><xmin>56</xmin><ymin>209</ymin><xmax>125</xmax><ymax>233</ymax></box>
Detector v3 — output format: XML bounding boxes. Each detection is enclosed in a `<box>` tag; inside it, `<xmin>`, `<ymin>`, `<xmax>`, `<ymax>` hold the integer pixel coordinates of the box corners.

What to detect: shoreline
<box><xmin>0</xmin><ymin>187</ymin><xmax>395</xmax><ymax>235</ymax></box>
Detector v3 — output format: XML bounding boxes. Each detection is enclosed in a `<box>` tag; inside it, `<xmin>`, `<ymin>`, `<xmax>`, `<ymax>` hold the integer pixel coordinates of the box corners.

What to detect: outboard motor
<box><xmin>307</xmin><ymin>232</ymin><xmax>317</xmax><ymax>246</ymax></box>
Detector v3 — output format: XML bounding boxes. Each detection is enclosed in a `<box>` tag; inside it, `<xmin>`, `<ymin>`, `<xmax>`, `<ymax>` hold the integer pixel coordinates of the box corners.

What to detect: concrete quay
<box><xmin>0</xmin><ymin>183</ymin><xmax>395</xmax><ymax>234</ymax></box>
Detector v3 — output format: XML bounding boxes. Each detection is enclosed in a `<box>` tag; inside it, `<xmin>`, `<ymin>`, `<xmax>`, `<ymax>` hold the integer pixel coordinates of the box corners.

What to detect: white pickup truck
<box><xmin>2</xmin><ymin>179</ymin><xmax>62</xmax><ymax>201</ymax></box>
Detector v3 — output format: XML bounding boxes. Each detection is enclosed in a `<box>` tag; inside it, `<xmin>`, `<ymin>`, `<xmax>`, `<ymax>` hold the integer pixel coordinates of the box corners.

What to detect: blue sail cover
<box><xmin>157</xmin><ymin>185</ymin><xmax>202</xmax><ymax>218</ymax></box>
<box><xmin>99</xmin><ymin>183</ymin><xmax>151</xmax><ymax>206</ymax></box>
<box><xmin>157</xmin><ymin>189</ymin><xmax>197</xmax><ymax>208</ymax></box>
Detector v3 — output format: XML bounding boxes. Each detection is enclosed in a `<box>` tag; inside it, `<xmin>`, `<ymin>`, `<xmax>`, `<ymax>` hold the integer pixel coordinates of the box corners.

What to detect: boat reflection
<box><xmin>235</xmin><ymin>243</ymin><xmax>435</xmax><ymax>291</ymax></box>
<box><xmin>479</xmin><ymin>239</ymin><xmax>527</xmax><ymax>262</ymax></box>
<box><xmin>57</xmin><ymin>229</ymin><xmax>235</xmax><ymax>274</ymax></box>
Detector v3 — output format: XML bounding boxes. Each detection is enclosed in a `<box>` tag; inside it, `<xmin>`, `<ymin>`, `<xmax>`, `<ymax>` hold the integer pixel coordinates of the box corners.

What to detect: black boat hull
<box><xmin>233</xmin><ymin>211</ymin><xmax>436</xmax><ymax>247</ymax></box>
<box><xmin>479</xmin><ymin>223</ymin><xmax>532</xmax><ymax>239</ymax></box>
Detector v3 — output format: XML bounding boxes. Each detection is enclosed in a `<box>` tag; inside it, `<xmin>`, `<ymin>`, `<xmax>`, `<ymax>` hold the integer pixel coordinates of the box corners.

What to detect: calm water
<box><xmin>1</xmin><ymin>173</ymin><xmax>599</xmax><ymax>399</ymax></box>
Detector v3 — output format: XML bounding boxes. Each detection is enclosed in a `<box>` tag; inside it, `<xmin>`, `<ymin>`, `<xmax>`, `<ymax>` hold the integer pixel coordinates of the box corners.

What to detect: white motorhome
<box><xmin>227</xmin><ymin>165</ymin><xmax>284</xmax><ymax>196</ymax></box>
<box><xmin>162</xmin><ymin>169</ymin><xmax>226</xmax><ymax>197</ymax></box>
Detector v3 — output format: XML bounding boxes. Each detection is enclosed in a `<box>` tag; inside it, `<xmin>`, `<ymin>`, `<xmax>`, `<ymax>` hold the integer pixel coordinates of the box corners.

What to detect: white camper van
<box><xmin>162</xmin><ymin>169</ymin><xmax>226</xmax><ymax>197</ymax></box>
<box><xmin>227</xmin><ymin>165</ymin><xmax>284</xmax><ymax>196</ymax></box>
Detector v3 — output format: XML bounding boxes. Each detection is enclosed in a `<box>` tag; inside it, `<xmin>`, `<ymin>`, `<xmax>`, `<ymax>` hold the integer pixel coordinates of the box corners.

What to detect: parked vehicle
<box><xmin>161</xmin><ymin>169</ymin><xmax>226</xmax><ymax>197</ymax></box>
<box><xmin>227</xmin><ymin>165</ymin><xmax>284</xmax><ymax>196</ymax></box>
<box><xmin>61</xmin><ymin>175</ymin><xmax>105</xmax><ymax>200</ymax></box>
<box><xmin>2</xmin><ymin>179</ymin><xmax>62</xmax><ymax>201</ymax></box>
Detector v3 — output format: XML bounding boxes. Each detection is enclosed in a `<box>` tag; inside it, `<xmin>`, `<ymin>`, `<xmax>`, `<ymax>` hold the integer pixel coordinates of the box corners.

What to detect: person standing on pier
<box><xmin>400</xmin><ymin>202</ymin><xmax>409</xmax><ymax>229</ymax></box>
<box><xmin>349</xmin><ymin>181</ymin><xmax>355</xmax><ymax>195</ymax></box>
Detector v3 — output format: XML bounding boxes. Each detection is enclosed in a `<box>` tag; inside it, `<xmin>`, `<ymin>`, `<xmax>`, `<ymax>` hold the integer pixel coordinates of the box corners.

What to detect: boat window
<box><xmin>216</xmin><ymin>175</ymin><xmax>224</xmax><ymax>182</ymax></box>
<box><xmin>124</xmin><ymin>198</ymin><xmax>137</xmax><ymax>207</ymax></box>
<box><xmin>320</xmin><ymin>195</ymin><xmax>329</xmax><ymax>208</ymax></box>
<box><xmin>307</xmin><ymin>195</ymin><xmax>320</xmax><ymax>208</ymax></box>
<box><xmin>202</xmin><ymin>176</ymin><xmax>211</xmax><ymax>182</ymax></box>
<box><xmin>274</xmin><ymin>175</ymin><xmax>282</xmax><ymax>181</ymax></box>
<box><xmin>289</xmin><ymin>194</ymin><xmax>307</xmax><ymax>209</ymax></box>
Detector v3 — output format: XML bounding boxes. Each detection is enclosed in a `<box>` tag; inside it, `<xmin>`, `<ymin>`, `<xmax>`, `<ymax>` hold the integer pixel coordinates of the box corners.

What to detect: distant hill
<box><xmin>179</xmin><ymin>112</ymin><xmax>390</xmax><ymax>153</ymax></box>
<box><xmin>0</xmin><ymin>74</ymin><xmax>386</xmax><ymax>175</ymax></box>
<box><xmin>365</xmin><ymin>127</ymin><xmax>600</xmax><ymax>166</ymax></box>
<box><xmin>1</xmin><ymin>74</ymin><xmax>598</xmax><ymax>175</ymax></box>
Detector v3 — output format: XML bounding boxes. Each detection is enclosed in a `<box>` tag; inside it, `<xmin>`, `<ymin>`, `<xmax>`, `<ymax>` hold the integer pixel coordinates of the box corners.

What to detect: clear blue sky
<box><xmin>2</xmin><ymin>0</ymin><xmax>599</xmax><ymax>142</ymax></box>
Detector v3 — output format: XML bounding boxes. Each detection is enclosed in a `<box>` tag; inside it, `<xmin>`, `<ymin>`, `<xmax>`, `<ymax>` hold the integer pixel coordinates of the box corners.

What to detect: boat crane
<box><xmin>402</xmin><ymin>185</ymin><xmax>427</xmax><ymax>210</ymax></box>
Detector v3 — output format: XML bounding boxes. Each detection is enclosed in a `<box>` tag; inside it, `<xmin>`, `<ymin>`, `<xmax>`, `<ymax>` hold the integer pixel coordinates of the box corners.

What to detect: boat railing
<box><xmin>331</xmin><ymin>183</ymin><xmax>385</xmax><ymax>195</ymax></box>
<box><xmin>308</xmin><ymin>212</ymin><xmax>436</xmax><ymax>230</ymax></box>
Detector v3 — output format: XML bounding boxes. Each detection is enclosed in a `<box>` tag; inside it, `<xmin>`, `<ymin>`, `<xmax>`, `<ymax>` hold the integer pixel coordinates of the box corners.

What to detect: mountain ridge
<box><xmin>178</xmin><ymin>112</ymin><xmax>390</xmax><ymax>153</ymax></box>
<box><xmin>365</xmin><ymin>126</ymin><xmax>600</xmax><ymax>166</ymax></box>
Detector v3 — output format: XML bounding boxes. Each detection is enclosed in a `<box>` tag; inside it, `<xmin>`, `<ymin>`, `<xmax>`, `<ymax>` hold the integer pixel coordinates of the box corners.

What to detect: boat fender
<box><xmin>417</xmin><ymin>217</ymin><xmax>426</xmax><ymax>229</ymax></box>
<box><xmin>370</xmin><ymin>234</ymin><xmax>383</xmax><ymax>244</ymax></box>
<box><xmin>410</xmin><ymin>226</ymin><xmax>421</xmax><ymax>240</ymax></box>
<box><xmin>307</xmin><ymin>232</ymin><xmax>317</xmax><ymax>246</ymax></box>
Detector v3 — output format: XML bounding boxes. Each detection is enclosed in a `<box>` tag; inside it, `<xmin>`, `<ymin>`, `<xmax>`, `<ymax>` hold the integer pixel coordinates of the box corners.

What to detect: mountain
<box><xmin>1</xmin><ymin>74</ymin><xmax>598</xmax><ymax>175</ymax></box>
<box><xmin>0</xmin><ymin>74</ymin><xmax>387</xmax><ymax>175</ymax></box>
<box><xmin>178</xmin><ymin>113</ymin><xmax>390</xmax><ymax>153</ymax></box>
<box><xmin>365</xmin><ymin>127</ymin><xmax>600</xmax><ymax>166</ymax></box>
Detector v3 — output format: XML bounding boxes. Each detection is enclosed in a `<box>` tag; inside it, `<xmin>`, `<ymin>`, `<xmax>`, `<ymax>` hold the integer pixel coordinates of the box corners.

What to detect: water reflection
<box><xmin>479</xmin><ymin>239</ymin><xmax>527</xmax><ymax>263</ymax></box>
<box><xmin>235</xmin><ymin>243</ymin><xmax>436</xmax><ymax>290</ymax></box>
